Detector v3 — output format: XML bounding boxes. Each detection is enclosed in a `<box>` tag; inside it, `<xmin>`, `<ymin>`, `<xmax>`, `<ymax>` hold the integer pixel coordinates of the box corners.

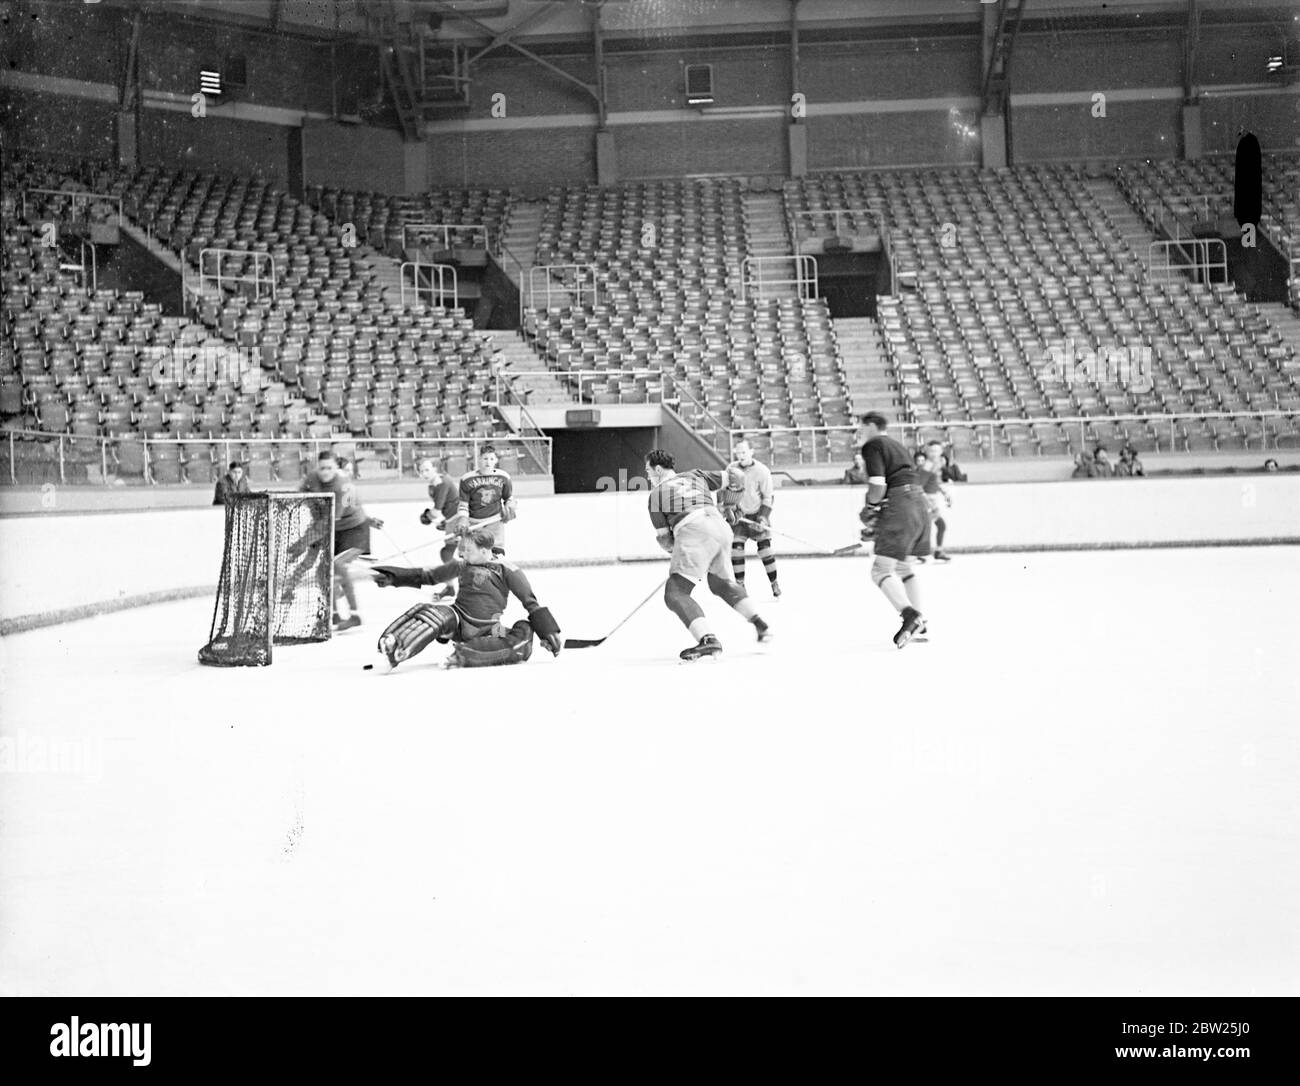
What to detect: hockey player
<box><xmin>645</xmin><ymin>449</ymin><xmax>772</xmax><ymax>662</ymax></box>
<box><xmin>418</xmin><ymin>457</ymin><xmax>461</xmax><ymax>598</ymax></box>
<box><xmin>919</xmin><ymin>442</ymin><xmax>953</xmax><ymax>562</ymax></box>
<box><xmin>452</xmin><ymin>444</ymin><xmax>516</xmax><ymax>554</ymax></box>
<box><xmin>856</xmin><ymin>413</ymin><xmax>930</xmax><ymax>649</ymax></box>
<box><xmin>369</xmin><ymin>528</ymin><xmax>561</xmax><ymax>670</ymax></box>
<box><xmin>300</xmin><ymin>449</ymin><xmax>383</xmax><ymax>630</ymax></box>
<box><xmin>719</xmin><ymin>436</ymin><xmax>781</xmax><ymax>598</ymax></box>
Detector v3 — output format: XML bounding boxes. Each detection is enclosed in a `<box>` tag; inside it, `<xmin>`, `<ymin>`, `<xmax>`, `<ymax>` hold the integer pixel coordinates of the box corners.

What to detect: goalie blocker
<box><xmin>371</xmin><ymin>529</ymin><xmax>561</xmax><ymax>669</ymax></box>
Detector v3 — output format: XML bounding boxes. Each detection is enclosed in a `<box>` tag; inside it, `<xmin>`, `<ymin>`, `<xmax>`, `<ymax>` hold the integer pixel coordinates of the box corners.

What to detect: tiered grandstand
<box><xmin>5</xmin><ymin>147</ymin><xmax>1300</xmax><ymax>485</ymax></box>
<box><xmin>787</xmin><ymin>160</ymin><xmax>1300</xmax><ymax>457</ymax></box>
<box><xmin>1</xmin><ymin>154</ymin><xmax>526</xmax><ymax>485</ymax></box>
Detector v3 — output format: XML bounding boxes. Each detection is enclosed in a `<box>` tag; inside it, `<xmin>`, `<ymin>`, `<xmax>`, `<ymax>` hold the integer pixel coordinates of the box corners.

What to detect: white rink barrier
<box><xmin>1</xmin><ymin>475</ymin><xmax>1298</xmax><ymax>631</ymax></box>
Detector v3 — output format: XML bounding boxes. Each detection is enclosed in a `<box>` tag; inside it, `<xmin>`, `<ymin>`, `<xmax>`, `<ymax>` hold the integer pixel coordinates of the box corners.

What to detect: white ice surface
<box><xmin>1</xmin><ymin>549</ymin><xmax>1297</xmax><ymax>996</ymax></box>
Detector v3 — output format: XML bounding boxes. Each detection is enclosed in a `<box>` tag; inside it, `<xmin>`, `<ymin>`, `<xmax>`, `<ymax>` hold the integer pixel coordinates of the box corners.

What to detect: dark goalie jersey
<box><xmin>421</xmin><ymin>558</ymin><xmax>539</xmax><ymax>627</ymax></box>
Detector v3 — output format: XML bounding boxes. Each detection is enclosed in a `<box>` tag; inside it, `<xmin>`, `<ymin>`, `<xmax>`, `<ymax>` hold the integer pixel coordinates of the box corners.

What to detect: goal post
<box><xmin>198</xmin><ymin>492</ymin><xmax>335</xmax><ymax>667</ymax></box>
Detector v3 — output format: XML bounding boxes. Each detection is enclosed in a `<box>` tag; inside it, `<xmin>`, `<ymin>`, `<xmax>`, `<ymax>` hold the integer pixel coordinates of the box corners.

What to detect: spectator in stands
<box><xmin>213</xmin><ymin>461</ymin><xmax>249</xmax><ymax>506</ymax></box>
<box><xmin>1093</xmin><ymin>446</ymin><xmax>1115</xmax><ymax>477</ymax></box>
<box><xmin>1116</xmin><ymin>445</ymin><xmax>1145</xmax><ymax>477</ymax></box>
<box><xmin>1072</xmin><ymin>449</ymin><xmax>1098</xmax><ymax>478</ymax></box>
<box><xmin>1264</xmin><ymin>458</ymin><xmax>1280</xmax><ymax>473</ymax></box>
<box><xmin>843</xmin><ymin>452</ymin><xmax>869</xmax><ymax>485</ymax></box>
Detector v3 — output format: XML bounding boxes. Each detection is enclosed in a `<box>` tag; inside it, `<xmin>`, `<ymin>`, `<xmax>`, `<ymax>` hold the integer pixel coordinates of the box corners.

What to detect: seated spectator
<box><xmin>938</xmin><ymin>446</ymin><xmax>967</xmax><ymax>483</ymax></box>
<box><xmin>842</xmin><ymin>452</ymin><xmax>868</xmax><ymax>485</ymax></box>
<box><xmin>1116</xmin><ymin>445</ymin><xmax>1145</xmax><ymax>477</ymax></box>
<box><xmin>213</xmin><ymin>461</ymin><xmax>249</xmax><ymax>505</ymax></box>
<box><xmin>1072</xmin><ymin>450</ymin><xmax>1098</xmax><ymax>478</ymax></box>
<box><xmin>1264</xmin><ymin>458</ymin><xmax>1280</xmax><ymax>473</ymax></box>
<box><xmin>1093</xmin><ymin>446</ymin><xmax>1115</xmax><ymax>477</ymax></box>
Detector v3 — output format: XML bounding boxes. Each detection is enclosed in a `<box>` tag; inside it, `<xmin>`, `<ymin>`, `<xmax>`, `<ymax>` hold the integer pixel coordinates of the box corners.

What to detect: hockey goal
<box><xmin>198</xmin><ymin>492</ymin><xmax>336</xmax><ymax>667</ymax></box>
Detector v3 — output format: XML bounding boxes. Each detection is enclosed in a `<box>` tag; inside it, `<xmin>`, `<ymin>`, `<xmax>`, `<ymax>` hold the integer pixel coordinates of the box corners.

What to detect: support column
<box><xmin>1182</xmin><ymin>103</ymin><xmax>1203</xmax><ymax>160</ymax></box>
<box><xmin>788</xmin><ymin>0</ymin><xmax>805</xmax><ymax>178</ymax></box>
<box><xmin>115</xmin><ymin>112</ymin><xmax>138</xmax><ymax>169</ymax></box>
<box><xmin>788</xmin><ymin>125</ymin><xmax>807</xmax><ymax>178</ymax></box>
<box><xmin>980</xmin><ymin>113</ymin><xmax>1007</xmax><ymax>170</ymax></box>
<box><xmin>402</xmin><ymin>140</ymin><xmax>429</xmax><ymax>195</ymax></box>
<box><xmin>595</xmin><ymin>129</ymin><xmax>618</xmax><ymax>186</ymax></box>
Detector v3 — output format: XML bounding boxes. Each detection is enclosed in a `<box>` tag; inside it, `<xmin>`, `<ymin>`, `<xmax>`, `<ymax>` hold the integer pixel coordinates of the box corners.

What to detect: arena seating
<box><xmin>528</xmin><ymin>178</ymin><xmax>854</xmax><ymax>461</ymax></box>
<box><xmin>1116</xmin><ymin>152</ymin><xmax>1300</xmax><ymax>310</ymax></box>
<box><xmin>788</xmin><ymin>163</ymin><xmax>1300</xmax><ymax>455</ymax></box>
<box><xmin>308</xmin><ymin>186</ymin><xmax>510</xmax><ymax>257</ymax></box>
<box><xmin>2</xmin><ymin>154</ymin><xmax>517</xmax><ymax>484</ymax></box>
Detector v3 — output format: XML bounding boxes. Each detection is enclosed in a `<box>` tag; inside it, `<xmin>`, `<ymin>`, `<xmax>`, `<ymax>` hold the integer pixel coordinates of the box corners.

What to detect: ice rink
<box><xmin>1</xmin><ymin>547</ymin><xmax>1297</xmax><ymax>996</ymax></box>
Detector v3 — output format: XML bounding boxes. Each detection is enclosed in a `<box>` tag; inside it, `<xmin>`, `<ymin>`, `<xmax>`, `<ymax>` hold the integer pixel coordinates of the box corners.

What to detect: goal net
<box><xmin>198</xmin><ymin>493</ymin><xmax>335</xmax><ymax>667</ymax></box>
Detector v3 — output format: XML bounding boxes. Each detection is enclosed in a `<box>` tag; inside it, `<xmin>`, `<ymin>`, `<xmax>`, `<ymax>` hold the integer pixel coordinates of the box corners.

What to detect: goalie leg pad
<box><xmin>449</xmin><ymin>619</ymin><xmax>535</xmax><ymax>667</ymax></box>
<box><xmin>378</xmin><ymin>603</ymin><xmax>458</xmax><ymax>666</ymax></box>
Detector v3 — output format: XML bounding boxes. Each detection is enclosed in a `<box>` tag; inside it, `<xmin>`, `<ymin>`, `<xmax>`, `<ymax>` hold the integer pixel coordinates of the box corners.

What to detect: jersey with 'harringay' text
<box><xmin>862</xmin><ymin>436</ymin><xmax>919</xmax><ymax>490</ymax></box>
<box><xmin>647</xmin><ymin>469</ymin><xmax>726</xmax><ymax>532</ymax></box>
<box><xmin>458</xmin><ymin>468</ymin><xmax>513</xmax><ymax>521</ymax></box>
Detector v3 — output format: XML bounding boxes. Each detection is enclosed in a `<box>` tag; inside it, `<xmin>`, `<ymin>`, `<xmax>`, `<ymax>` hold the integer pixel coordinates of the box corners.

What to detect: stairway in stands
<box><xmin>498</xmin><ymin>199</ymin><xmax>546</xmax><ymax>290</ymax></box>
<box><xmin>362</xmin><ymin>248</ymin><xmax>408</xmax><ymax>306</ymax></box>
<box><xmin>493</xmin><ymin>332</ymin><xmax>574</xmax><ymax>404</ymax></box>
<box><xmin>1083</xmin><ymin>175</ymin><xmax>1161</xmax><ymax>274</ymax></box>
<box><xmin>833</xmin><ymin>316</ymin><xmax>894</xmax><ymax>417</ymax></box>
<box><xmin>742</xmin><ymin>189</ymin><xmax>799</xmax><ymax>300</ymax></box>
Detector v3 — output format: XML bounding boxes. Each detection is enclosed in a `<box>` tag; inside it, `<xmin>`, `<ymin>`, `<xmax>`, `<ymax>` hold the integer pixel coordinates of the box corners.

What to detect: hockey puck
<box><xmin>363</xmin><ymin>664</ymin><xmax>374</xmax><ymax>671</ymax></box>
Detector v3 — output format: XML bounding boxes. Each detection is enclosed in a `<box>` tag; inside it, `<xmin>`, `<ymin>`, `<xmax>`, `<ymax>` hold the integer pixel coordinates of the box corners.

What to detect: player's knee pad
<box><xmin>896</xmin><ymin>558</ymin><xmax>914</xmax><ymax>582</ymax></box>
<box><xmin>378</xmin><ymin>602</ymin><xmax>457</xmax><ymax>666</ymax></box>
<box><xmin>450</xmin><ymin>619</ymin><xmax>535</xmax><ymax>667</ymax></box>
<box><xmin>871</xmin><ymin>555</ymin><xmax>897</xmax><ymax>587</ymax></box>
<box><xmin>706</xmin><ymin>572</ymin><xmax>747</xmax><ymax>608</ymax></box>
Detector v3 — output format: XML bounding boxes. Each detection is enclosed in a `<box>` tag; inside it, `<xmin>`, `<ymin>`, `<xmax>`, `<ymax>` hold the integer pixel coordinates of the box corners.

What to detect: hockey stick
<box><xmin>563</xmin><ymin>578</ymin><xmax>668</xmax><ymax>649</ymax></box>
<box><xmin>737</xmin><ymin>517</ymin><xmax>863</xmax><ymax>556</ymax></box>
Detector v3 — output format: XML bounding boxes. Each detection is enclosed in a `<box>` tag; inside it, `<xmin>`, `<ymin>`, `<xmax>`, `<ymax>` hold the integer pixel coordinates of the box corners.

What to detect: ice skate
<box><xmin>893</xmin><ymin>607</ymin><xmax>924</xmax><ymax>650</ymax></box>
<box><xmin>680</xmin><ymin>634</ymin><xmax>723</xmax><ymax>662</ymax></box>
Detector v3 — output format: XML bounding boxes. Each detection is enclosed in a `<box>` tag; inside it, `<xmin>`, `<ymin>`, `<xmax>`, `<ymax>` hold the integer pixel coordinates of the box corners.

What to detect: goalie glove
<box><xmin>859</xmin><ymin>502</ymin><xmax>883</xmax><ymax>540</ymax></box>
<box><xmin>370</xmin><ymin>564</ymin><xmax>425</xmax><ymax>589</ymax></box>
<box><xmin>530</xmin><ymin>606</ymin><xmax>562</xmax><ymax>656</ymax></box>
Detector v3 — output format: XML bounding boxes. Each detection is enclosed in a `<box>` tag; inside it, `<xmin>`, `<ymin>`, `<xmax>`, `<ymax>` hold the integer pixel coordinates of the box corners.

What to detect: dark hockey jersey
<box><xmin>458</xmin><ymin>468</ymin><xmax>513</xmax><ymax>521</ymax></box>
<box><xmin>647</xmin><ymin>469</ymin><xmax>726</xmax><ymax>532</ymax></box>
<box><xmin>422</xmin><ymin>558</ymin><xmax>539</xmax><ymax>627</ymax></box>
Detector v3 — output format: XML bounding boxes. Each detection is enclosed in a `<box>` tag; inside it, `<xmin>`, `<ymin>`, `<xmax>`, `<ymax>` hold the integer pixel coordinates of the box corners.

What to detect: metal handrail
<box><xmin>400</xmin><ymin>261</ymin><xmax>458</xmax><ymax>309</ymax></box>
<box><xmin>1148</xmin><ymin>237</ymin><xmax>1228</xmax><ymax>285</ymax></box>
<box><xmin>719</xmin><ymin>410</ymin><xmax>1300</xmax><ymax>464</ymax></box>
<box><xmin>1</xmin><ymin>430</ymin><xmax>553</xmax><ymax>486</ymax></box>
<box><xmin>20</xmin><ymin>188</ymin><xmax>124</xmax><ymax>227</ymax></box>
<box><xmin>400</xmin><ymin>221</ymin><xmax>490</xmax><ymax>255</ymax></box>
<box><xmin>492</xmin><ymin>380</ymin><xmax>557</xmax><ymax>474</ymax></box>
<box><xmin>492</xmin><ymin>369</ymin><xmax>667</xmax><ymax>407</ymax></box>
<box><xmin>196</xmin><ymin>248</ymin><xmax>277</xmax><ymax>306</ymax></box>
<box><xmin>739</xmin><ymin>255</ymin><xmax>819</xmax><ymax>302</ymax></box>
<box><xmin>525</xmin><ymin>263</ymin><xmax>598</xmax><ymax>313</ymax></box>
